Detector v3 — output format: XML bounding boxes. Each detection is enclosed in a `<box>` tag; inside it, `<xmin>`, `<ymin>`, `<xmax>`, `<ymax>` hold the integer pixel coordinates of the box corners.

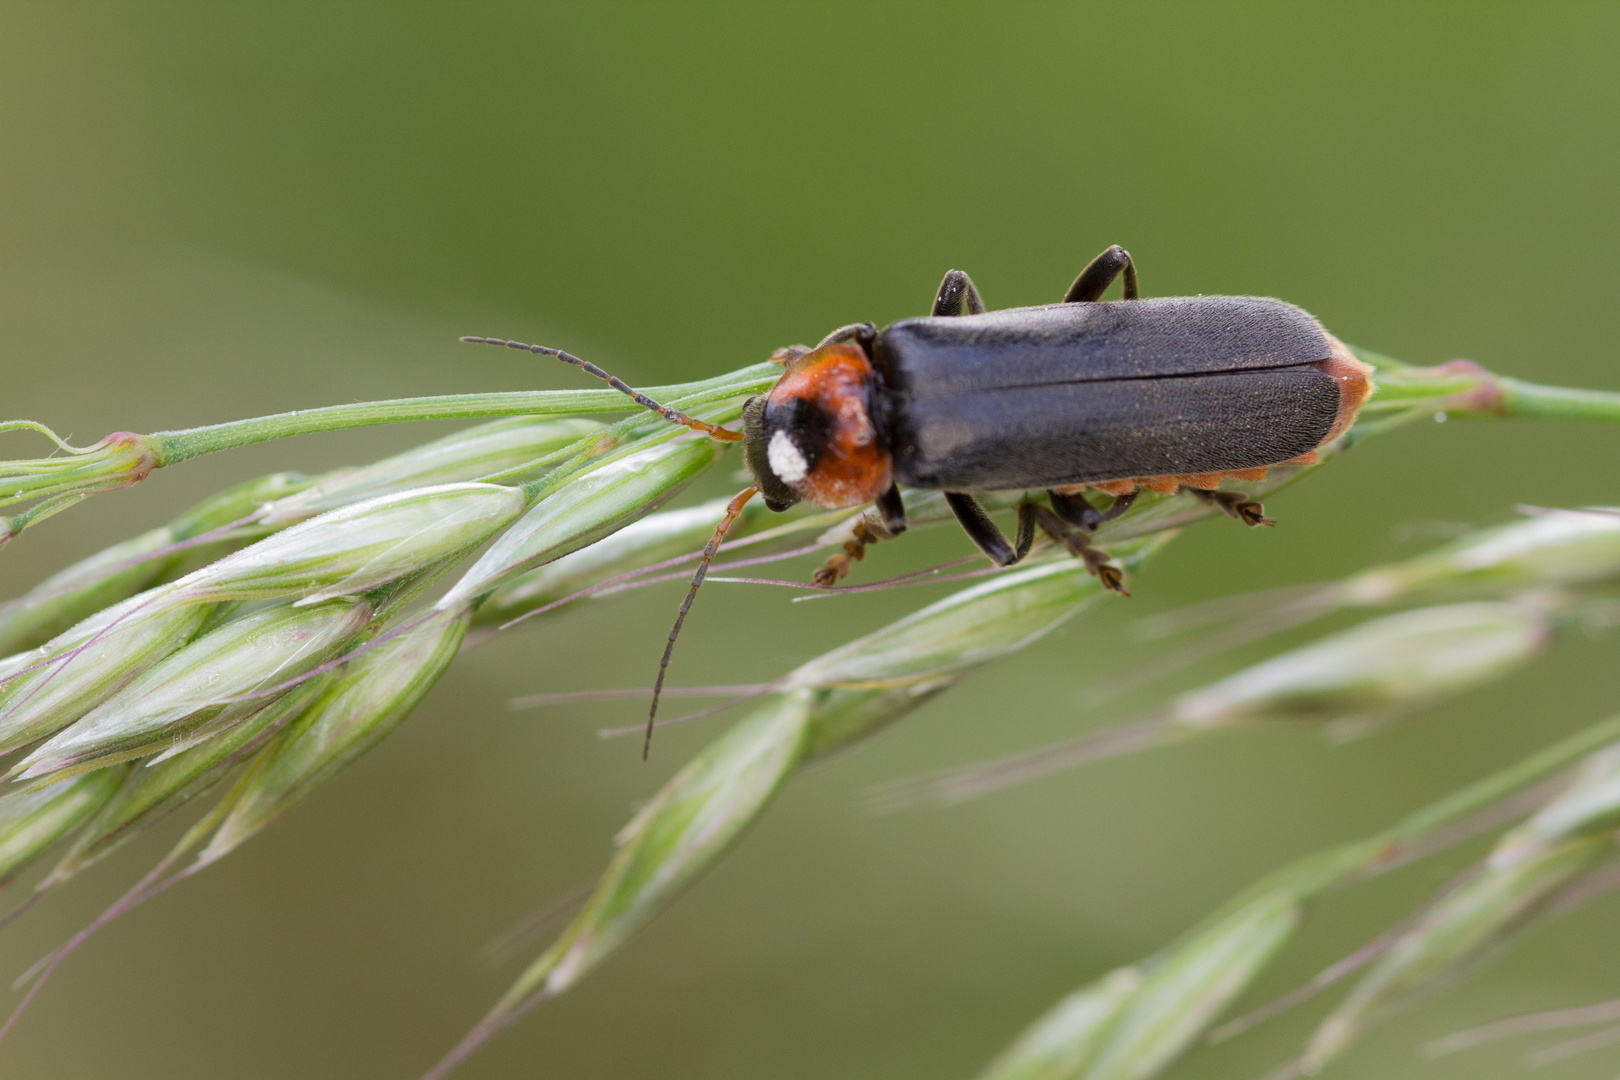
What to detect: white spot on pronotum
<box><xmin>1435</xmin><ymin>411</ymin><xmax>1448</xmax><ymax>423</ymax></box>
<box><xmin>767</xmin><ymin>430</ymin><xmax>809</xmax><ymax>484</ymax></box>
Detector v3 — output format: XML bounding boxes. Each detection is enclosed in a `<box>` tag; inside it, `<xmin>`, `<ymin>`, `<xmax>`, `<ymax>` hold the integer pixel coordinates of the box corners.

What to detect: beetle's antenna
<box><xmin>645</xmin><ymin>485</ymin><xmax>759</xmax><ymax>759</ymax></box>
<box><xmin>461</xmin><ymin>336</ymin><xmax>746</xmax><ymax>443</ymax></box>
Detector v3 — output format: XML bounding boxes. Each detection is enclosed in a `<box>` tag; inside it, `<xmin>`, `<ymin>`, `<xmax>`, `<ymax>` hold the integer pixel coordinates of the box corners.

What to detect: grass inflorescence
<box><xmin>0</xmin><ymin>344</ymin><xmax>1618</xmax><ymax>1078</ymax></box>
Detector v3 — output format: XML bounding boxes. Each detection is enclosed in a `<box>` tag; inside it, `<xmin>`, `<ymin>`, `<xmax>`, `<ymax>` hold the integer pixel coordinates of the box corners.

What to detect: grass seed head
<box><xmin>1076</xmin><ymin>886</ymin><xmax>1306</xmax><ymax>1080</ymax></box>
<box><xmin>259</xmin><ymin>417</ymin><xmax>601</xmax><ymax>525</ymax></box>
<box><xmin>1170</xmin><ymin>601</ymin><xmax>1551</xmax><ymax>730</ymax></box>
<box><xmin>0</xmin><ymin>766</ymin><xmax>127</xmax><ymax>887</ymax></box>
<box><xmin>977</xmin><ymin>967</ymin><xmax>1146</xmax><ymax>1080</ymax></box>
<box><xmin>45</xmin><ymin>674</ymin><xmax>335</xmax><ymax>884</ymax></box>
<box><xmin>505</xmin><ymin>693</ymin><xmax>813</xmax><ymax>1006</ymax></box>
<box><xmin>165</xmin><ymin>482</ymin><xmax>527</xmax><ymax>607</ymax></box>
<box><xmin>789</xmin><ymin>538</ymin><xmax>1172</xmax><ymax>695</ymax></box>
<box><xmin>439</xmin><ymin>435</ymin><xmax>724</xmax><ymax>609</ymax></box>
<box><xmin>475</xmin><ymin>493</ymin><xmax>776</xmax><ymax>625</ymax></box>
<box><xmin>14</xmin><ymin>598</ymin><xmax>374</xmax><ymax>782</ymax></box>
<box><xmin>1491</xmin><ymin>740</ymin><xmax>1620</xmax><ymax>866</ymax></box>
<box><xmin>0</xmin><ymin>473</ymin><xmax>317</xmax><ymax>655</ymax></box>
<box><xmin>0</xmin><ymin>598</ymin><xmax>218</xmax><ymax>756</ymax></box>
<box><xmin>199</xmin><ymin>605</ymin><xmax>470</xmax><ymax>862</ymax></box>
<box><xmin>1341</xmin><ymin>508</ymin><xmax>1620</xmax><ymax>604</ymax></box>
<box><xmin>1300</xmin><ymin>832</ymin><xmax>1611</xmax><ymax>1073</ymax></box>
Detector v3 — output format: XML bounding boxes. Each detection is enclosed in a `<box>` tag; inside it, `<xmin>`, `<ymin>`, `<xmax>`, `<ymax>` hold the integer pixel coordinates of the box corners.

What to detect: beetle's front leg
<box><xmin>932</xmin><ymin>270</ymin><xmax>987</xmax><ymax>317</ymax></box>
<box><xmin>813</xmin><ymin>484</ymin><xmax>909</xmax><ymax>586</ymax></box>
<box><xmin>1064</xmin><ymin>245</ymin><xmax>1139</xmax><ymax>303</ymax></box>
<box><xmin>1185</xmin><ymin>487</ymin><xmax>1275</xmax><ymax>528</ymax></box>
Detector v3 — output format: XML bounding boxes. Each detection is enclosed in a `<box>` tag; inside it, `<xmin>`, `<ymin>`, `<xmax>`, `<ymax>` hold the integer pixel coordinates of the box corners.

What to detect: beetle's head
<box><xmin>742</xmin><ymin>341</ymin><xmax>892</xmax><ymax>512</ymax></box>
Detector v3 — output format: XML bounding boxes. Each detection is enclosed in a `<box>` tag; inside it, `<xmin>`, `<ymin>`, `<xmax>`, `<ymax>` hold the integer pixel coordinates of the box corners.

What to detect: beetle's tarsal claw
<box><xmin>1081</xmin><ymin>546</ymin><xmax>1129</xmax><ymax>595</ymax></box>
<box><xmin>1185</xmin><ymin>487</ymin><xmax>1274</xmax><ymax>528</ymax></box>
<box><xmin>811</xmin><ymin>514</ymin><xmax>896</xmax><ymax>586</ymax></box>
<box><xmin>1238</xmin><ymin>501</ymin><xmax>1275</xmax><ymax>528</ymax></box>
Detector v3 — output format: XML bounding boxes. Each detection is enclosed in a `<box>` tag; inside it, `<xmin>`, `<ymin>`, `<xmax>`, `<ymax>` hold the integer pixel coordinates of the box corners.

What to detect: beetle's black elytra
<box><xmin>465</xmin><ymin>245</ymin><xmax>1374</xmax><ymax>754</ymax></box>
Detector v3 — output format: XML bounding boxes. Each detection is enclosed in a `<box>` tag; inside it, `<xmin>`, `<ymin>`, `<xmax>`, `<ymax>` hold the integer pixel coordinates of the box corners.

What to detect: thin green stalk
<box><xmin>1353</xmin><ymin>349</ymin><xmax>1620</xmax><ymax>423</ymax></box>
<box><xmin>146</xmin><ymin>363</ymin><xmax>778</xmax><ymax>464</ymax></box>
<box><xmin>1495</xmin><ymin>376</ymin><xmax>1620</xmax><ymax>422</ymax></box>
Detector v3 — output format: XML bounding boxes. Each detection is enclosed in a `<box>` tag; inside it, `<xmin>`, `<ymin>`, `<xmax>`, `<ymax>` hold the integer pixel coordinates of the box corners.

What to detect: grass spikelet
<box><xmin>438</xmin><ymin>434</ymin><xmax>726</xmax><ymax>609</ymax></box>
<box><xmin>1186</xmin><ymin>600</ymin><xmax>1554</xmax><ymax>715</ymax></box>
<box><xmin>980</xmin><ymin>847</ymin><xmax>1369</xmax><ymax>1080</ymax></box>
<box><xmin>196</xmin><ymin>605</ymin><xmax>471</xmax><ymax>862</ymax></box>
<box><xmin>0</xmin><ymin>767</ymin><xmax>128</xmax><ymax>888</ymax></box>
<box><xmin>256</xmin><ymin>416</ymin><xmax>603</xmax><ymax>524</ymax></box>
<box><xmin>877</xmin><ymin>600</ymin><xmax>1558</xmax><ymax>808</ymax></box>
<box><xmin>42</xmin><ymin>674</ymin><xmax>336</xmax><ymax>886</ymax></box>
<box><xmin>1338</xmin><ymin>506</ymin><xmax>1620</xmax><ymax>605</ymax></box>
<box><xmin>977</xmin><ymin>968</ymin><xmax>1148</xmax><ymax>1080</ymax></box>
<box><xmin>981</xmin><ymin>712</ymin><xmax>1620</xmax><ymax>1080</ymax></box>
<box><xmin>1297</xmin><ymin>833</ymin><xmax>1612</xmax><ymax>1074</ymax></box>
<box><xmin>0</xmin><ymin>473</ymin><xmax>319</xmax><ymax>655</ymax></box>
<box><xmin>13</xmin><ymin>598</ymin><xmax>375</xmax><ymax>782</ymax></box>
<box><xmin>1495</xmin><ymin>742</ymin><xmax>1620</xmax><ymax>860</ymax></box>
<box><xmin>0</xmin><ymin>598</ymin><xmax>219</xmax><ymax>756</ymax></box>
<box><xmin>1113</xmin><ymin>508</ymin><xmax>1620</xmax><ymax>697</ymax></box>
<box><xmin>161</xmin><ymin>482</ymin><xmax>528</xmax><ymax>608</ymax></box>
<box><xmin>473</xmin><ymin>493</ymin><xmax>786</xmax><ymax>627</ymax></box>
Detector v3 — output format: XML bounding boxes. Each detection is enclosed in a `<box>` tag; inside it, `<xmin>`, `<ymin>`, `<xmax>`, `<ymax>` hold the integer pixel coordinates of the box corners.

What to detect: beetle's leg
<box><xmin>813</xmin><ymin>516</ymin><xmax>886</xmax><ymax>586</ymax></box>
<box><xmin>1096</xmin><ymin>489</ymin><xmax>1139</xmax><ymax>525</ymax></box>
<box><xmin>1063</xmin><ymin>245</ymin><xmax>1139</xmax><ymax>303</ymax></box>
<box><xmin>1048</xmin><ymin>490</ymin><xmax>1102</xmax><ymax>530</ymax></box>
<box><xmin>1047</xmin><ymin>489</ymin><xmax>1139</xmax><ymax>532</ymax></box>
<box><xmin>1027</xmin><ymin>503</ymin><xmax>1129</xmax><ymax>595</ymax></box>
<box><xmin>932</xmin><ymin>270</ymin><xmax>987</xmax><ymax>317</ymax></box>
<box><xmin>876</xmin><ymin>483</ymin><xmax>908</xmax><ymax>536</ymax></box>
<box><xmin>945</xmin><ymin>493</ymin><xmax>1036</xmax><ymax>567</ymax></box>
<box><xmin>1185</xmin><ymin>487</ymin><xmax>1275</xmax><ymax>528</ymax></box>
<box><xmin>813</xmin><ymin>485</ymin><xmax>909</xmax><ymax>586</ymax></box>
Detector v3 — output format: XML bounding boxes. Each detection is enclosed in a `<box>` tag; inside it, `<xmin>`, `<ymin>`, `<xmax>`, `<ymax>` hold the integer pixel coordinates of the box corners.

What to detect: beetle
<box><xmin>466</xmin><ymin>245</ymin><xmax>1373</xmax><ymax>754</ymax></box>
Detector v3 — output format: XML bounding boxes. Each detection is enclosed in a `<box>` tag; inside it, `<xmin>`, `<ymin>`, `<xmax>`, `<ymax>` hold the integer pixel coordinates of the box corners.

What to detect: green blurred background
<box><xmin>3</xmin><ymin>5</ymin><xmax>1620</xmax><ymax>1078</ymax></box>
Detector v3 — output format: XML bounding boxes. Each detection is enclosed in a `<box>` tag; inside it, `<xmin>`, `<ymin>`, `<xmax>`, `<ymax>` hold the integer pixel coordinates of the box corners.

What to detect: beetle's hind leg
<box><xmin>1064</xmin><ymin>245</ymin><xmax>1139</xmax><ymax>303</ymax></box>
<box><xmin>1185</xmin><ymin>487</ymin><xmax>1275</xmax><ymax>528</ymax></box>
<box><xmin>814</xmin><ymin>484</ymin><xmax>909</xmax><ymax>586</ymax></box>
<box><xmin>1026</xmin><ymin>501</ymin><xmax>1129</xmax><ymax>595</ymax></box>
